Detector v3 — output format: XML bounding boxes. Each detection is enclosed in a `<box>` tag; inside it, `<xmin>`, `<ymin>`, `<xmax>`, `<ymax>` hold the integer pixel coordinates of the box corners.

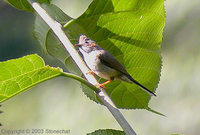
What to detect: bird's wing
<box><xmin>99</xmin><ymin>51</ymin><xmax>156</xmax><ymax>96</ymax></box>
<box><xmin>99</xmin><ymin>51</ymin><xmax>129</xmax><ymax>76</ymax></box>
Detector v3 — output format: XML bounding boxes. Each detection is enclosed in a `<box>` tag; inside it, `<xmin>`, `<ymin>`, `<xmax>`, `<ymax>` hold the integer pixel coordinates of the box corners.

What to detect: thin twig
<box><xmin>27</xmin><ymin>1</ymin><xmax>136</xmax><ymax>134</ymax></box>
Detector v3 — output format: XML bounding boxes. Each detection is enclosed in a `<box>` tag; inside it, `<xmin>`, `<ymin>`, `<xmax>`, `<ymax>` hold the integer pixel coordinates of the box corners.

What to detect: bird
<box><xmin>76</xmin><ymin>35</ymin><xmax>156</xmax><ymax>96</ymax></box>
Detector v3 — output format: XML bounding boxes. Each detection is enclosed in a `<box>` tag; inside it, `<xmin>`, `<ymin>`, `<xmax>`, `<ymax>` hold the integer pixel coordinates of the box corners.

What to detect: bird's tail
<box><xmin>125</xmin><ymin>74</ymin><xmax>156</xmax><ymax>96</ymax></box>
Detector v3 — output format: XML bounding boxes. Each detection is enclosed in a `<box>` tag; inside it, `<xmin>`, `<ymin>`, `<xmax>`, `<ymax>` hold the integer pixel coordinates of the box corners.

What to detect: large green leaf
<box><xmin>87</xmin><ymin>129</ymin><xmax>125</xmax><ymax>135</ymax></box>
<box><xmin>0</xmin><ymin>54</ymin><xmax>62</xmax><ymax>102</ymax></box>
<box><xmin>5</xmin><ymin>0</ymin><xmax>52</xmax><ymax>12</ymax></box>
<box><xmin>66</xmin><ymin>0</ymin><xmax>165</xmax><ymax>109</ymax></box>
<box><xmin>35</xmin><ymin>0</ymin><xmax>166</xmax><ymax>109</ymax></box>
<box><xmin>0</xmin><ymin>54</ymin><xmax>97</xmax><ymax>103</ymax></box>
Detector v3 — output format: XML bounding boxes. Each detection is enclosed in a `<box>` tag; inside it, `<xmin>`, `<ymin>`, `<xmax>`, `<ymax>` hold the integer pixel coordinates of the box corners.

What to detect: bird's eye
<box><xmin>85</xmin><ymin>38</ymin><xmax>90</xmax><ymax>41</ymax></box>
<box><xmin>85</xmin><ymin>38</ymin><xmax>90</xmax><ymax>43</ymax></box>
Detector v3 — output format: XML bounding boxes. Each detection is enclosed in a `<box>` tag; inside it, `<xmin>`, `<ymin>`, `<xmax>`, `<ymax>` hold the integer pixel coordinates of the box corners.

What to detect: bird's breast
<box><xmin>81</xmin><ymin>51</ymin><xmax>119</xmax><ymax>80</ymax></box>
<box><xmin>84</xmin><ymin>51</ymin><xmax>99</xmax><ymax>70</ymax></box>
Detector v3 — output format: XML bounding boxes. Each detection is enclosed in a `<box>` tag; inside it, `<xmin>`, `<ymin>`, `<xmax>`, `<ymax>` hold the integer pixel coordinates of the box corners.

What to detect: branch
<box><xmin>27</xmin><ymin>0</ymin><xmax>136</xmax><ymax>135</ymax></box>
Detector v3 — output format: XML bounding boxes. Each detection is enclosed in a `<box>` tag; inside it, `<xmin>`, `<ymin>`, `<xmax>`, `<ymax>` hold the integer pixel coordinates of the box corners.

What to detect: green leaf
<box><xmin>35</xmin><ymin>0</ymin><xmax>166</xmax><ymax>110</ymax></box>
<box><xmin>87</xmin><ymin>129</ymin><xmax>125</xmax><ymax>135</ymax></box>
<box><xmin>0</xmin><ymin>54</ymin><xmax>98</xmax><ymax>103</ymax></box>
<box><xmin>5</xmin><ymin>0</ymin><xmax>52</xmax><ymax>12</ymax></box>
<box><xmin>0</xmin><ymin>54</ymin><xmax>62</xmax><ymax>102</ymax></box>
<box><xmin>67</xmin><ymin>0</ymin><xmax>166</xmax><ymax>109</ymax></box>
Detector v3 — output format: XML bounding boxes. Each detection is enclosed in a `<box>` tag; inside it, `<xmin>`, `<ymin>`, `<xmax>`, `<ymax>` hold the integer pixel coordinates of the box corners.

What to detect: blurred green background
<box><xmin>0</xmin><ymin>0</ymin><xmax>200</xmax><ymax>135</ymax></box>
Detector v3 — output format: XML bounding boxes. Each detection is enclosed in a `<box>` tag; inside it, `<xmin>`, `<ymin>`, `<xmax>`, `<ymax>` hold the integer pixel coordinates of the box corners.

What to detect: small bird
<box><xmin>77</xmin><ymin>35</ymin><xmax>156</xmax><ymax>96</ymax></box>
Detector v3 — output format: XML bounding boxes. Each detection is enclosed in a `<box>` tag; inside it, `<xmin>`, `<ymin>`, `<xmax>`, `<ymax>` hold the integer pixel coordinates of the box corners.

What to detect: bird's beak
<box><xmin>89</xmin><ymin>43</ymin><xmax>96</xmax><ymax>47</ymax></box>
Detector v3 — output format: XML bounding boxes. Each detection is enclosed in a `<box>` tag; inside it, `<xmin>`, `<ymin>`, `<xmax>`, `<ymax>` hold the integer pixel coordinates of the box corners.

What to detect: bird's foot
<box><xmin>95</xmin><ymin>80</ymin><xmax>111</xmax><ymax>89</ymax></box>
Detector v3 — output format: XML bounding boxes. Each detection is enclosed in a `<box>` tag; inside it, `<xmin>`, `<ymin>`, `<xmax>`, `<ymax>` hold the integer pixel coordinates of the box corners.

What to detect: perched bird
<box><xmin>77</xmin><ymin>35</ymin><xmax>156</xmax><ymax>96</ymax></box>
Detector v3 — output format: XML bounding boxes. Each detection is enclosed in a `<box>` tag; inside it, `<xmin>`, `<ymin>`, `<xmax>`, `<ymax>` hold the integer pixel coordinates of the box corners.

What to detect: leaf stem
<box><xmin>27</xmin><ymin>0</ymin><xmax>137</xmax><ymax>134</ymax></box>
<box><xmin>61</xmin><ymin>72</ymin><xmax>99</xmax><ymax>92</ymax></box>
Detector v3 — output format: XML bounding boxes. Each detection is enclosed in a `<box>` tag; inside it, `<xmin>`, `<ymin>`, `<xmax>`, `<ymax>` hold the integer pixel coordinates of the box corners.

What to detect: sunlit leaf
<box><xmin>0</xmin><ymin>54</ymin><xmax>97</xmax><ymax>103</ymax></box>
<box><xmin>35</xmin><ymin>0</ymin><xmax>166</xmax><ymax>110</ymax></box>
<box><xmin>0</xmin><ymin>54</ymin><xmax>62</xmax><ymax>102</ymax></box>
<box><xmin>67</xmin><ymin>0</ymin><xmax>165</xmax><ymax>109</ymax></box>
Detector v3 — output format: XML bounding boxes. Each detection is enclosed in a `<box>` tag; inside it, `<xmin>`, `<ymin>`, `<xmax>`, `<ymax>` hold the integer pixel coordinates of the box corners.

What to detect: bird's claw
<box><xmin>94</xmin><ymin>80</ymin><xmax>112</xmax><ymax>89</ymax></box>
<box><xmin>94</xmin><ymin>83</ymin><xmax>106</xmax><ymax>89</ymax></box>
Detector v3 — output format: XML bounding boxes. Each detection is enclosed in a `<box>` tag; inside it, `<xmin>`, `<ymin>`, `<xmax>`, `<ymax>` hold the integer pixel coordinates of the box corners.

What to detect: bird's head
<box><xmin>77</xmin><ymin>35</ymin><xmax>99</xmax><ymax>53</ymax></box>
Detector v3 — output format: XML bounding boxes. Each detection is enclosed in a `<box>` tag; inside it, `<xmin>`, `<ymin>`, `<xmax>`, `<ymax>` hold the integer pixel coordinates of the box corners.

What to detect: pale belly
<box><xmin>81</xmin><ymin>51</ymin><xmax>118</xmax><ymax>80</ymax></box>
